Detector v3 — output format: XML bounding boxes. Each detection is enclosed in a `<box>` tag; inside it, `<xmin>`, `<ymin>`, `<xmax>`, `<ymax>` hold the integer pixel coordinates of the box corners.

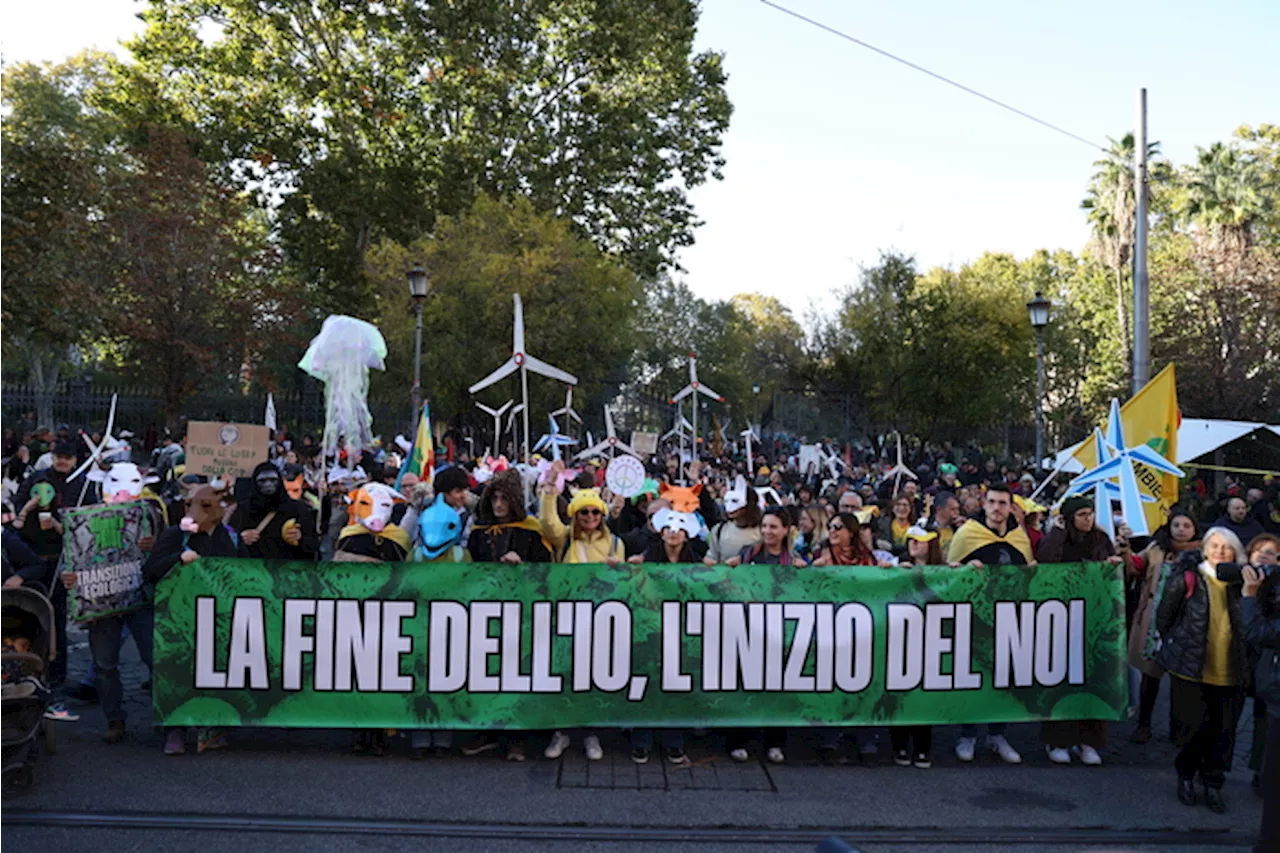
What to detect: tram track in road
<box><xmin>2</xmin><ymin>809</ymin><xmax>1256</xmax><ymax>847</ymax></box>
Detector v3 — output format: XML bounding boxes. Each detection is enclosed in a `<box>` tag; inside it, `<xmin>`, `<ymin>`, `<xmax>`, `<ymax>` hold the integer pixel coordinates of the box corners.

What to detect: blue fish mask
<box><xmin>418</xmin><ymin>493</ymin><xmax>463</xmax><ymax>559</ymax></box>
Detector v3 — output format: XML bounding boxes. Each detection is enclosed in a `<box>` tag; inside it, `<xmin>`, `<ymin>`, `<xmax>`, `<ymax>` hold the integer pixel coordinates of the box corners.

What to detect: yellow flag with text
<box><xmin>1072</xmin><ymin>364</ymin><xmax>1179</xmax><ymax>532</ymax></box>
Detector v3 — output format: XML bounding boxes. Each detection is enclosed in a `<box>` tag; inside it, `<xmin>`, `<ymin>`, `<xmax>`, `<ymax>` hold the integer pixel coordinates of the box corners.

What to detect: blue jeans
<box><xmin>960</xmin><ymin>723</ymin><xmax>1006</xmax><ymax>737</ymax></box>
<box><xmin>88</xmin><ymin>608</ymin><xmax>154</xmax><ymax>724</ymax></box>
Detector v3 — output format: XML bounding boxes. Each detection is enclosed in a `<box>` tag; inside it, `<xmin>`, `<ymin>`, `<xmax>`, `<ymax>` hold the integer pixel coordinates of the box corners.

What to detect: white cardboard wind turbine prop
<box><xmin>740</xmin><ymin>425</ymin><xmax>760</xmax><ymax>471</ymax></box>
<box><xmin>1063</xmin><ymin>398</ymin><xmax>1182</xmax><ymax>538</ymax></box>
<box><xmin>669</xmin><ymin>351</ymin><xmax>724</xmax><ymax>457</ymax></box>
<box><xmin>475</xmin><ymin>399</ymin><xmax>513</xmax><ymax>460</ymax></box>
<box><xmin>576</xmin><ymin>406</ymin><xmax>639</xmax><ymax>460</ymax></box>
<box><xmin>468</xmin><ymin>294</ymin><xmax>577</xmax><ymax>462</ymax></box>
<box><xmin>552</xmin><ymin>386</ymin><xmax>582</xmax><ymax>436</ymax></box>
<box><xmin>69</xmin><ymin>393</ymin><xmax>120</xmax><ymax>506</ymax></box>
<box><xmin>532</xmin><ymin>414</ymin><xmax>577</xmax><ymax>462</ymax></box>
<box><xmin>504</xmin><ymin>403</ymin><xmax>525</xmax><ymax>456</ymax></box>
<box><xmin>883</xmin><ymin>432</ymin><xmax>917</xmax><ymax>495</ymax></box>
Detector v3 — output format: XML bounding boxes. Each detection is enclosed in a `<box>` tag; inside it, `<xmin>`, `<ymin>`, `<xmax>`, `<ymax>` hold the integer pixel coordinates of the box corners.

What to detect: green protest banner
<box><xmin>63</xmin><ymin>501</ymin><xmax>151</xmax><ymax>622</ymax></box>
<box><xmin>152</xmin><ymin>559</ymin><xmax>1127</xmax><ymax>728</ymax></box>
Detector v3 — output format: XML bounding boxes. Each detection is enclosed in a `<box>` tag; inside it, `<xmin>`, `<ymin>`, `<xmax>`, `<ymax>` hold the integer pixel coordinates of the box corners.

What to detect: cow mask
<box><xmin>346</xmin><ymin>483</ymin><xmax>403</xmax><ymax>533</ymax></box>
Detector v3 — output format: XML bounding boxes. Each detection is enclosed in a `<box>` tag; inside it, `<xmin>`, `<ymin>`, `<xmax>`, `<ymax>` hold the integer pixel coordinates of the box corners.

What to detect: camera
<box><xmin>1214</xmin><ymin>562</ymin><xmax>1279</xmax><ymax>585</ymax></box>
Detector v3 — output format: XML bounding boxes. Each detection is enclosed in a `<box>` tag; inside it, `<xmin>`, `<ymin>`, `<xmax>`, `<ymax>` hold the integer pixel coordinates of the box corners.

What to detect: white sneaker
<box><xmin>584</xmin><ymin>734</ymin><xmax>603</xmax><ymax>761</ymax></box>
<box><xmin>1045</xmin><ymin>745</ymin><xmax>1071</xmax><ymax>764</ymax></box>
<box><xmin>765</xmin><ymin>747</ymin><xmax>785</xmax><ymax>764</ymax></box>
<box><xmin>1073</xmin><ymin>744</ymin><xmax>1102</xmax><ymax>766</ymax></box>
<box><xmin>955</xmin><ymin>736</ymin><xmax>976</xmax><ymax>763</ymax></box>
<box><xmin>729</xmin><ymin>748</ymin><xmax>750</xmax><ymax>762</ymax></box>
<box><xmin>544</xmin><ymin>730</ymin><xmax>571</xmax><ymax>760</ymax></box>
<box><xmin>987</xmin><ymin>735</ymin><xmax>1022</xmax><ymax>764</ymax></box>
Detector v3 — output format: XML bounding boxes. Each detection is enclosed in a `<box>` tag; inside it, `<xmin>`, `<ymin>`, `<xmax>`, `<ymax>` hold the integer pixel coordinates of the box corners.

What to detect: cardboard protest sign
<box><xmin>630</xmin><ymin>431</ymin><xmax>658</xmax><ymax>456</ymax></box>
<box><xmin>63</xmin><ymin>501</ymin><xmax>152</xmax><ymax>622</ymax></box>
<box><xmin>186</xmin><ymin>421</ymin><xmax>270</xmax><ymax>480</ymax></box>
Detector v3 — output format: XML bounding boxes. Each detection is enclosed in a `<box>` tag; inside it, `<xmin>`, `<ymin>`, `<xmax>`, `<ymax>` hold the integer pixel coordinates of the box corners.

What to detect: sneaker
<box><xmin>164</xmin><ymin>730</ymin><xmax>187</xmax><ymax>755</ymax></box>
<box><xmin>631</xmin><ymin>747</ymin><xmax>649</xmax><ymax>764</ymax></box>
<box><xmin>505</xmin><ymin>743</ymin><xmax>526</xmax><ymax>762</ymax></box>
<box><xmin>987</xmin><ymin>734</ymin><xmax>1022</xmax><ymax>764</ymax></box>
<box><xmin>1073</xmin><ymin>744</ymin><xmax>1102</xmax><ymax>766</ymax></box>
<box><xmin>765</xmin><ymin>747</ymin><xmax>785</xmax><ymax>764</ymax></box>
<box><xmin>197</xmin><ymin>727</ymin><xmax>227</xmax><ymax>753</ymax></box>
<box><xmin>666</xmin><ymin>747</ymin><xmax>688</xmax><ymax>765</ymax></box>
<box><xmin>729</xmin><ymin>747</ymin><xmax>750</xmax><ymax>763</ymax></box>
<box><xmin>102</xmin><ymin>720</ymin><xmax>126</xmax><ymax>744</ymax></box>
<box><xmin>67</xmin><ymin>683</ymin><xmax>98</xmax><ymax>703</ymax></box>
<box><xmin>955</xmin><ymin>736</ymin><xmax>976</xmax><ymax>763</ymax></box>
<box><xmin>44</xmin><ymin>702</ymin><xmax>80</xmax><ymax>722</ymax></box>
<box><xmin>1045</xmin><ymin>745</ymin><xmax>1071</xmax><ymax>764</ymax></box>
<box><xmin>894</xmin><ymin>748</ymin><xmax>912</xmax><ymax>767</ymax></box>
<box><xmin>913</xmin><ymin>752</ymin><xmax>932</xmax><ymax>769</ymax></box>
<box><xmin>460</xmin><ymin>735</ymin><xmax>498</xmax><ymax>756</ymax></box>
<box><xmin>544</xmin><ymin>730</ymin><xmax>571</xmax><ymax>759</ymax></box>
<box><xmin>584</xmin><ymin>735</ymin><xmax>603</xmax><ymax>761</ymax></box>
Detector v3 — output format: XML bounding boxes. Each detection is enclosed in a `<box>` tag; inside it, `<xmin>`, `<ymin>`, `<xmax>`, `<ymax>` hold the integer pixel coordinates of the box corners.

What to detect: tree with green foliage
<box><xmin>364</xmin><ymin>194</ymin><xmax>643</xmax><ymax>434</ymax></box>
<box><xmin>124</xmin><ymin>0</ymin><xmax>731</xmax><ymax>308</ymax></box>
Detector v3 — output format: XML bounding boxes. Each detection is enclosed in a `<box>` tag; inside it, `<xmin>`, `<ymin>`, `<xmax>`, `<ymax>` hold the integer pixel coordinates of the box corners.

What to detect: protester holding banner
<box><xmin>1034</xmin><ymin>495</ymin><xmax>1121</xmax><ymax>766</ymax></box>
<box><xmin>705</xmin><ymin>476</ymin><xmax>762</xmax><ymax>564</ymax></box>
<box><xmin>538</xmin><ymin>466</ymin><xmax>624</xmax><ymax>566</ymax></box>
<box><xmin>810</xmin><ymin>512</ymin><xmax>874</xmax><ymax>567</ymax></box>
<box><xmin>1130</xmin><ymin>510</ymin><xmax>1202</xmax><ymax>744</ymax></box>
<box><xmin>1243</xmin><ymin>533</ymin><xmax>1279</xmax><ymax>797</ymax></box>
<box><xmin>948</xmin><ymin>484</ymin><xmax>1027</xmax><ymax>765</ymax></box>
<box><xmin>889</xmin><ymin>523</ymin><xmax>943</xmax><ymax>768</ymax></box>
<box><xmin>228</xmin><ymin>462</ymin><xmax>319</xmax><ymax>561</ymax></box>
<box><xmin>465</xmin><ymin>470</ymin><xmax>551</xmax><ymax>566</ymax></box>
<box><xmin>877</xmin><ymin>493</ymin><xmax>915</xmax><ymax>557</ymax></box>
<box><xmin>143</xmin><ymin>483</ymin><xmax>242</xmax><ymax>754</ymax></box>
<box><xmin>794</xmin><ymin>505</ymin><xmax>828</xmax><ymax>563</ymax></box>
<box><xmin>1156</xmin><ymin>527</ymin><xmax>1248</xmax><ymax>813</ymax></box>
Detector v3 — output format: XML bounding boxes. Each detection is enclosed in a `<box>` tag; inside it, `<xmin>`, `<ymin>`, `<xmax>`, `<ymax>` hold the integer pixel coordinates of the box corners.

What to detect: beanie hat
<box><xmin>433</xmin><ymin>466</ymin><xmax>471</xmax><ymax>495</ymax></box>
<box><xmin>567</xmin><ymin>488</ymin><xmax>608</xmax><ymax>517</ymax></box>
<box><xmin>1060</xmin><ymin>494</ymin><xmax>1094</xmax><ymax>519</ymax></box>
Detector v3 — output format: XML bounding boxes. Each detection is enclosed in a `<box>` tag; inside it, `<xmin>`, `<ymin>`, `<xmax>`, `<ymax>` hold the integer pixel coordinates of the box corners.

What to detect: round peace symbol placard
<box><xmin>605</xmin><ymin>454</ymin><xmax>646</xmax><ymax>498</ymax></box>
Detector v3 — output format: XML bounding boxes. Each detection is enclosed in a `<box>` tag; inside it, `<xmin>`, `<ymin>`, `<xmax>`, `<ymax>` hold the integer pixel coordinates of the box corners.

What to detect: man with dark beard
<box><xmin>228</xmin><ymin>462</ymin><xmax>318</xmax><ymax>561</ymax></box>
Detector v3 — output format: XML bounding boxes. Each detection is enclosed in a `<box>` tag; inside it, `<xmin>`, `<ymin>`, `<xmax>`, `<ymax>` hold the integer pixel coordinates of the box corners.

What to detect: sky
<box><xmin>3</xmin><ymin>0</ymin><xmax>1277</xmax><ymax>315</ymax></box>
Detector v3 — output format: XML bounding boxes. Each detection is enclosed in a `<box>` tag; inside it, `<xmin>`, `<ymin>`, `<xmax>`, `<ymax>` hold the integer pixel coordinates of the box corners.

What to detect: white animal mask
<box><xmin>346</xmin><ymin>482</ymin><xmax>403</xmax><ymax>533</ymax></box>
<box><xmin>88</xmin><ymin>463</ymin><xmax>159</xmax><ymax>504</ymax></box>
<box><xmin>653</xmin><ymin>508</ymin><xmax>701</xmax><ymax>539</ymax></box>
<box><xmin>723</xmin><ymin>475</ymin><xmax>750</xmax><ymax>513</ymax></box>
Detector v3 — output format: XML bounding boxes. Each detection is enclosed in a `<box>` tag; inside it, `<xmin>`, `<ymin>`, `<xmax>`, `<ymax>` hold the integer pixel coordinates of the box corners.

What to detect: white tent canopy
<box><xmin>1047</xmin><ymin>418</ymin><xmax>1280</xmax><ymax>474</ymax></box>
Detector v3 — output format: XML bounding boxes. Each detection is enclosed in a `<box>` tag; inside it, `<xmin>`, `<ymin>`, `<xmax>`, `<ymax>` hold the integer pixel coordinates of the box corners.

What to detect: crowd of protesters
<box><xmin>2</xmin><ymin>420</ymin><xmax>1279</xmax><ymax>844</ymax></box>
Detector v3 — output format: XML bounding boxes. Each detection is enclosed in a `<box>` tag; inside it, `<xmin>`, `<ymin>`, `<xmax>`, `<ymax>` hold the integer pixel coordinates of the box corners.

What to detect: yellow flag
<box><xmin>1072</xmin><ymin>363</ymin><xmax>1179</xmax><ymax>532</ymax></box>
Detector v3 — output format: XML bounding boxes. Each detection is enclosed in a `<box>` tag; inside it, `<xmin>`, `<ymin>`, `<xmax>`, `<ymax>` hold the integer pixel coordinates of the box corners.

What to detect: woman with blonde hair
<box><xmin>1155</xmin><ymin>526</ymin><xmax>1248</xmax><ymax>813</ymax></box>
<box><xmin>795</xmin><ymin>505</ymin><xmax>829</xmax><ymax>563</ymax></box>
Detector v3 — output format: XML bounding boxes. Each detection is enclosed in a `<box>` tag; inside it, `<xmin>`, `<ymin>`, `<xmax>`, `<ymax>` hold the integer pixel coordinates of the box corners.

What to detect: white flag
<box><xmin>265</xmin><ymin>393</ymin><xmax>277</xmax><ymax>432</ymax></box>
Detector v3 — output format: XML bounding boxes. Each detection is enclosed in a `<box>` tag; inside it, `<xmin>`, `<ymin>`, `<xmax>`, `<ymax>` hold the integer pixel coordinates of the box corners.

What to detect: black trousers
<box><xmin>1169</xmin><ymin>677</ymin><xmax>1243</xmax><ymax>789</ymax></box>
<box><xmin>890</xmin><ymin>726</ymin><xmax>933</xmax><ymax>756</ymax></box>
<box><xmin>1258</xmin><ymin>714</ymin><xmax>1280</xmax><ymax>853</ymax></box>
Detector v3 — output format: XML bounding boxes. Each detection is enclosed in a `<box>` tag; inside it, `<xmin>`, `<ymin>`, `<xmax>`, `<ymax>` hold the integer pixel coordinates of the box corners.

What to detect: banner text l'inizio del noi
<box><xmin>152</xmin><ymin>559</ymin><xmax>1127</xmax><ymax>728</ymax></box>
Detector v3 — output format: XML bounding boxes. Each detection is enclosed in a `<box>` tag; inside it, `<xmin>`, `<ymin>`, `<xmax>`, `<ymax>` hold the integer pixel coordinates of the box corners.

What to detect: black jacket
<box><xmin>143</xmin><ymin>524</ymin><xmax>245</xmax><ymax>584</ymax></box>
<box><xmin>1155</xmin><ymin>552</ymin><xmax>1245</xmax><ymax>684</ymax></box>
<box><xmin>623</xmin><ymin>525</ymin><xmax>707</xmax><ymax>561</ymax></box>
<box><xmin>1241</xmin><ymin>594</ymin><xmax>1280</xmax><ymax>714</ymax></box>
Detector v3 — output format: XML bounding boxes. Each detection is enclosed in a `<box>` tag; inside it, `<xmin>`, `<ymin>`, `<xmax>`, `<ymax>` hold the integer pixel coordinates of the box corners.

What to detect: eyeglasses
<box><xmin>578</xmin><ymin>508</ymin><xmax>603</xmax><ymax>516</ymax></box>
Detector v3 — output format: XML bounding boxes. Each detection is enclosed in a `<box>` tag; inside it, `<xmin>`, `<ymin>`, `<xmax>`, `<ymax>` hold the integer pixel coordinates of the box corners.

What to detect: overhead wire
<box><xmin>758</xmin><ymin>0</ymin><xmax>1108</xmax><ymax>152</ymax></box>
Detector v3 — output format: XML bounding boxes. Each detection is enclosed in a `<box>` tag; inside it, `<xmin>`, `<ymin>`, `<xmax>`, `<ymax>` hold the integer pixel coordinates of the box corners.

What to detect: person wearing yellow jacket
<box><xmin>537</xmin><ymin>463</ymin><xmax>623</xmax><ymax>761</ymax></box>
<box><xmin>538</xmin><ymin>466</ymin><xmax>625</xmax><ymax>566</ymax></box>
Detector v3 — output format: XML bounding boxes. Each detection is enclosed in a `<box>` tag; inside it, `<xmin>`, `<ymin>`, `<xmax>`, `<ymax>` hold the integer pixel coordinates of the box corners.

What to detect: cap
<box><xmin>52</xmin><ymin>440</ymin><xmax>77</xmax><ymax>457</ymax></box>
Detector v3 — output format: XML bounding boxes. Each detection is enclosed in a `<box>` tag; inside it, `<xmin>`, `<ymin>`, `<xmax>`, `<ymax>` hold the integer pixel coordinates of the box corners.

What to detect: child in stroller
<box><xmin>2</xmin><ymin>585</ymin><xmax>61</xmax><ymax>795</ymax></box>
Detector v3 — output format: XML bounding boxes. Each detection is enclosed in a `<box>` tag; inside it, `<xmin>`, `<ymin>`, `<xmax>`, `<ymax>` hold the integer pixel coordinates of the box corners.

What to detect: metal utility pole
<box><xmin>1132</xmin><ymin>88</ymin><xmax>1150</xmax><ymax>394</ymax></box>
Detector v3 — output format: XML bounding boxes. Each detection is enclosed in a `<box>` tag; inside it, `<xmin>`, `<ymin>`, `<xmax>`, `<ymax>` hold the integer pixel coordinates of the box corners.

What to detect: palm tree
<box><xmin>1080</xmin><ymin>134</ymin><xmax>1166</xmax><ymax>384</ymax></box>
<box><xmin>1179</xmin><ymin>142</ymin><xmax>1271</xmax><ymax>261</ymax></box>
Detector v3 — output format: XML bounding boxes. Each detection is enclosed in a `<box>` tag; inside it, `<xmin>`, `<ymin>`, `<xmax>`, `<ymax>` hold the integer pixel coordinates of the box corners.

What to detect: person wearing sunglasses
<box><xmin>537</xmin><ymin>466</ymin><xmax>624</xmax><ymax>763</ymax></box>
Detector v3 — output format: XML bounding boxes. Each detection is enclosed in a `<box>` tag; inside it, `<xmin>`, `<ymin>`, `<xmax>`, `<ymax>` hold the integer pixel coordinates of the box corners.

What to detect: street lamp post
<box><xmin>407</xmin><ymin>263</ymin><xmax>430</xmax><ymax>425</ymax></box>
<box><xmin>1026</xmin><ymin>291</ymin><xmax>1052</xmax><ymax>470</ymax></box>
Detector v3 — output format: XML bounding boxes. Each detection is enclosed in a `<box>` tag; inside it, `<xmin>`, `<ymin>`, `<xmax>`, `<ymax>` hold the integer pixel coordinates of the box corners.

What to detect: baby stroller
<box><xmin>2</xmin><ymin>585</ymin><xmax>58</xmax><ymax>795</ymax></box>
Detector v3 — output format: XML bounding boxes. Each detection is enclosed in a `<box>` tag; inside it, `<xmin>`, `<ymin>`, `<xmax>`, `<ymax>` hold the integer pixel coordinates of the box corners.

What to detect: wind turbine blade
<box><xmin>104</xmin><ymin>393</ymin><xmax>118</xmax><ymax>440</ymax></box>
<box><xmin>523</xmin><ymin>354</ymin><xmax>578</xmax><ymax>385</ymax></box>
<box><xmin>1104</xmin><ymin>398</ymin><xmax>1125</xmax><ymax>451</ymax></box>
<box><xmin>512</xmin><ymin>294</ymin><xmax>525</xmax><ymax>355</ymax></box>
<box><xmin>567</xmin><ymin>410</ymin><xmax>582</xmax><ymax>424</ymax></box>
<box><xmin>696</xmin><ymin>384</ymin><xmax>724</xmax><ymax>402</ymax></box>
<box><xmin>496</xmin><ymin>401</ymin><xmax>513</xmax><ymax>417</ymax></box>
<box><xmin>469</xmin><ymin>358</ymin><xmax>519</xmax><ymax>394</ymax></box>
<box><xmin>1094</xmin><ymin>482</ymin><xmax>1115</xmax><ymax>539</ymax></box>
<box><xmin>671</xmin><ymin>386</ymin><xmax>695</xmax><ymax>403</ymax></box>
<box><xmin>575</xmin><ymin>441</ymin><xmax>610</xmax><ymax>460</ymax></box>
<box><xmin>1127</xmin><ymin>445</ymin><xmax>1184</xmax><ymax>477</ymax></box>
<box><xmin>1068</xmin><ymin>457</ymin><xmax>1127</xmax><ymax>489</ymax></box>
<box><xmin>604</xmin><ymin>407</ymin><xmax>616</xmax><ymax>438</ymax></box>
<box><xmin>612</xmin><ymin>441</ymin><xmax>640</xmax><ymax>458</ymax></box>
<box><xmin>1118</xmin><ymin>460</ymin><xmax>1149</xmax><ymax>536</ymax></box>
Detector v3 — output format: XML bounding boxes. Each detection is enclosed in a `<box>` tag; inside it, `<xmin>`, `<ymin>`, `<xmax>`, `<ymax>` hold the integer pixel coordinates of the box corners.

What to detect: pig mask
<box><xmin>88</xmin><ymin>462</ymin><xmax>159</xmax><ymax>505</ymax></box>
<box><xmin>181</xmin><ymin>486</ymin><xmax>226</xmax><ymax>534</ymax></box>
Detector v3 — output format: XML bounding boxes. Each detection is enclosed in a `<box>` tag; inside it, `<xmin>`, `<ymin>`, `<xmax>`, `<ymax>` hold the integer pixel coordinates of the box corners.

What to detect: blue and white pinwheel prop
<box><xmin>1062</xmin><ymin>398</ymin><xmax>1183</xmax><ymax>538</ymax></box>
<box><xmin>532</xmin><ymin>414</ymin><xmax>577</xmax><ymax>462</ymax></box>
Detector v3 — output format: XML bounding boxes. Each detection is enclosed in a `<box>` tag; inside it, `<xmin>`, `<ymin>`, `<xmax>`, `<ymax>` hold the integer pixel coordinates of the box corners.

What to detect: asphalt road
<box><xmin>2</xmin><ymin>625</ymin><xmax>1267</xmax><ymax>853</ymax></box>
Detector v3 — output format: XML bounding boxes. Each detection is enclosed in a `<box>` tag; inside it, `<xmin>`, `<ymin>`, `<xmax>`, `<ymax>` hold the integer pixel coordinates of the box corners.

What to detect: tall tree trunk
<box><xmin>24</xmin><ymin>342</ymin><xmax>62</xmax><ymax>429</ymax></box>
